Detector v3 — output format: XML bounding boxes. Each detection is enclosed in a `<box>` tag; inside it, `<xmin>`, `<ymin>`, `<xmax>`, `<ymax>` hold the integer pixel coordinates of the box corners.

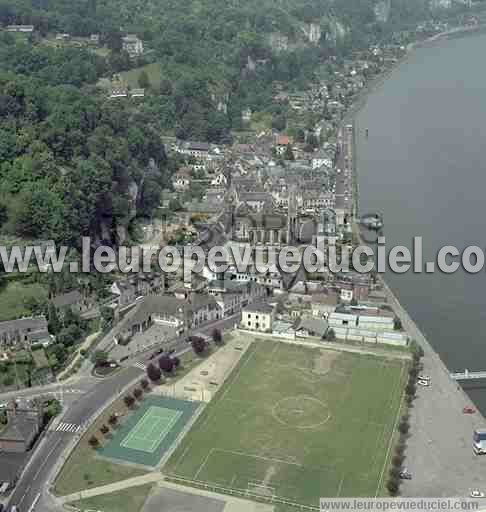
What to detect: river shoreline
<box><xmin>346</xmin><ymin>27</ymin><xmax>486</xmax><ymax>418</ymax></box>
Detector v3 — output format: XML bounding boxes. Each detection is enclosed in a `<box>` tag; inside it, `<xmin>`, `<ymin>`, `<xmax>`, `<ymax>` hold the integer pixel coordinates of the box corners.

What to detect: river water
<box><xmin>356</xmin><ymin>33</ymin><xmax>486</xmax><ymax>412</ymax></box>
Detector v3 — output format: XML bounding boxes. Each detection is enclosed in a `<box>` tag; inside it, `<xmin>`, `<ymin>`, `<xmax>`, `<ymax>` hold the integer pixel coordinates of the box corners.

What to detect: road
<box><xmin>8</xmin><ymin>366</ymin><xmax>142</xmax><ymax>512</ymax></box>
<box><xmin>6</xmin><ymin>313</ymin><xmax>240</xmax><ymax>512</ymax></box>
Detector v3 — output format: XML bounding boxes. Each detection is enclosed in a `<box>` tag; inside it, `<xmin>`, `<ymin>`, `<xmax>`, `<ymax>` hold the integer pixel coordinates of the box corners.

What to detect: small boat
<box><xmin>365</xmin><ymin>129</ymin><xmax>369</xmax><ymax>138</ymax></box>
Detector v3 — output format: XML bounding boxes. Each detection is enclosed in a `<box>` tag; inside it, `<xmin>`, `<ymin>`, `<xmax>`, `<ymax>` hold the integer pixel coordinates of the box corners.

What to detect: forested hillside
<box><xmin>0</xmin><ymin>0</ymin><xmax>443</xmax><ymax>247</ymax></box>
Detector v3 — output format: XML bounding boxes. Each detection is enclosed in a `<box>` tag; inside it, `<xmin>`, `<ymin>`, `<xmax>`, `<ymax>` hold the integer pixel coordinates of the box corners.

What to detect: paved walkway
<box><xmin>60</xmin><ymin>473</ymin><xmax>273</xmax><ymax>512</ymax></box>
<box><xmin>59</xmin><ymin>473</ymin><xmax>162</xmax><ymax>504</ymax></box>
<box><xmin>57</xmin><ymin>331</ymin><xmax>100</xmax><ymax>381</ymax></box>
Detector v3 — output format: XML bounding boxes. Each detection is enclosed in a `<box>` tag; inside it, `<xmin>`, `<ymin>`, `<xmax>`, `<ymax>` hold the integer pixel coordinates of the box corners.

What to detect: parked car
<box><xmin>417</xmin><ymin>379</ymin><xmax>430</xmax><ymax>387</ymax></box>
<box><xmin>463</xmin><ymin>406</ymin><xmax>476</xmax><ymax>414</ymax></box>
<box><xmin>418</xmin><ymin>375</ymin><xmax>430</xmax><ymax>382</ymax></box>
<box><xmin>470</xmin><ymin>490</ymin><xmax>485</xmax><ymax>498</ymax></box>
<box><xmin>399</xmin><ymin>469</ymin><xmax>412</xmax><ymax>480</ymax></box>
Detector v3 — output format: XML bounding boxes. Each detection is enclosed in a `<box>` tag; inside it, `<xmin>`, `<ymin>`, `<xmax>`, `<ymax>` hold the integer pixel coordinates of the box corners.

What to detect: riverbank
<box><xmin>347</xmin><ymin>28</ymin><xmax>486</xmax><ymax>494</ymax></box>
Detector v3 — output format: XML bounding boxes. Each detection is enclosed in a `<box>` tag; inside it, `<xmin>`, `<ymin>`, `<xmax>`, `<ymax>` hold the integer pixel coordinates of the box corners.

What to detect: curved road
<box><xmin>6</xmin><ymin>313</ymin><xmax>240</xmax><ymax>512</ymax></box>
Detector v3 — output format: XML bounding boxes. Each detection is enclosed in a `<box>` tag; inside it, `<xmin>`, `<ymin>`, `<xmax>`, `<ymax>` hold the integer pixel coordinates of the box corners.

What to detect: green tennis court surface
<box><xmin>100</xmin><ymin>396</ymin><xmax>200</xmax><ymax>467</ymax></box>
<box><xmin>121</xmin><ymin>407</ymin><xmax>183</xmax><ymax>453</ymax></box>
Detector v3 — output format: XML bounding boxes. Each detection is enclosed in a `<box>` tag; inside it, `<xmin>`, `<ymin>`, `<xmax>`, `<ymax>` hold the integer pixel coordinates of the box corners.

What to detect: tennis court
<box><xmin>100</xmin><ymin>396</ymin><xmax>200</xmax><ymax>467</ymax></box>
<box><xmin>121</xmin><ymin>407</ymin><xmax>183</xmax><ymax>453</ymax></box>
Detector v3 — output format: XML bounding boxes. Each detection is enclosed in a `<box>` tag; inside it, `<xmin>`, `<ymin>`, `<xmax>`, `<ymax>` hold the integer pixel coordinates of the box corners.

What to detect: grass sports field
<box><xmin>100</xmin><ymin>396</ymin><xmax>199</xmax><ymax>467</ymax></box>
<box><xmin>165</xmin><ymin>341</ymin><xmax>406</xmax><ymax>507</ymax></box>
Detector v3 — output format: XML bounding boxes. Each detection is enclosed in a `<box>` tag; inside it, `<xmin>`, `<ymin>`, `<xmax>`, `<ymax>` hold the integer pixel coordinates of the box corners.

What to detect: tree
<box><xmin>405</xmin><ymin>382</ymin><xmax>416</xmax><ymax>397</ymax></box>
<box><xmin>386</xmin><ymin>477</ymin><xmax>399</xmax><ymax>496</ymax></box>
<box><xmin>100</xmin><ymin>424</ymin><xmax>109</xmax><ymax>435</ymax></box>
<box><xmin>140</xmin><ymin>378</ymin><xmax>149</xmax><ymax>390</ymax></box>
<box><xmin>395</xmin><ymin>441</ymin><xmax>406</xmax><ymax>456</ymax></box>
<box><xmin>398</xmin><ymin>421</ymin><xmax>410</xmax><ymax>435</ymax></box>
<box><xmin>392</xmin><ymin>454</ymin><xmax>404</xmax><ymax>467</ymax></box>
<box><xmin>91</xmin><ymin>350</ymin><xmax>109</xmax><ymax>367</ymax></box>
<box><xmin>191</xmin><ymin>336</ymin><xmax>207</xmax><ymax>355</ymax></box>
<box><xmin>326</xmin><ymin>328</ymin><xmax>336</xmax><ymax>341</ymax></box>
<box><xmin>133</xmin><ymin>388</ymin><xmax>143</xmax><ymax>400</ymax></box>
<box><xmin>88</xmin><ymin>435</ymin><xmax>99</xmax><ymax>448</ymax></box>
<box><xmin>212</xmin><ymin>328</ymin><xmax>223</xmax><ymax>345</ymax></box>
<box><xmin>159</xmin><ymin>355</ymin><xmax>174</xmax><ymax>373</ymax></box>
<box><xmin>108</xmin><ymin>413</ymin><xmax>118</xmax><ymax>427</ymax></box>
<box><xmin>284</xmin><ymin>144</ymin><xmax>295</xmax><ymax>161</ymax></box>
<box><xmin>146</xmin><ymin>362</ymin><xmax>162</xmax><ymax>382</ymax></box>
<box><xmin>100</xmin><ymin>306</ymin><xmax>114</xmax><ymax>327</ymax></box>
<box><xmin>272</xmin><ymin>114</ymin><xmax>286</xmax><ymax>131</ymax></box>
<box><xmin>160</xmin><ymin>79</ymin><xmax>173</xmax><ymax>96</ymax></box>
<box><xmin>123</xmin><ymin>394</ymin><xmax>135</xmax><ymax>408</ymax></box>
<box><xmin>394</xmin><ymin>317</ymin><xmax>403</xmax><ymax>330</ymax></box>
<box><xmin>47</xmin><ymin>303</ymin><xmax>61</xmax><ymax>335</ymax></box>
<box><xmin>138</xmin><ymin>70</ymin><xmax>150</xmax><ymax>89</ymax></box>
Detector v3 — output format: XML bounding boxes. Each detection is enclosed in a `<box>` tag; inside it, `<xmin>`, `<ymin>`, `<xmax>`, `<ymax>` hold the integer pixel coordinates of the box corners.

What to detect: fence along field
<box><xmin>165</xmin><ymin>340</ymin><xmax>406</xmax><ymax>507</ymax></box>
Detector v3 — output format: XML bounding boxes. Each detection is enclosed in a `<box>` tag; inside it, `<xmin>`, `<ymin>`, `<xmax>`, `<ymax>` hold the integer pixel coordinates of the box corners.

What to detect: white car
<box><xmin>417</xmin><ymin>379</ymin><xmax>430</xmax><ymax>387</ymax></box>
<box><xmin>470</xmin><ymin>490</ymin><xmax>485</xmax><ymax>498</ymax></box>
<box><xmin>418</xmin><ymin>375</ymin><xmax>431</xmax><ymax>382</ymax></box>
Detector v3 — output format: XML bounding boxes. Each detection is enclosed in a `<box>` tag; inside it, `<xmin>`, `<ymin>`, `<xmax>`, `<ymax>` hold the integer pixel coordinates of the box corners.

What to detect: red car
<box><xmin>463</xmin><ymin>406</ymin><xmax>476</xmax><ymax>414</ymax></box>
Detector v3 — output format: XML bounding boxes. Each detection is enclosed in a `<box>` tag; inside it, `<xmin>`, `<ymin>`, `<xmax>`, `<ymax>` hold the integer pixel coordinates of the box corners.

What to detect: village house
<box><xmin>241</xmin><ymin>302</ymin><xmax>275</xmax><ymax>332</ymax></box>
<box><xmin>275</xmin><ymin>135</ymin><xmax>291</xmax><ymax>156</ymax></box>
<box><xmin>130</xmin><ymin>88</ymin><xmax>145</xmax><ymax>98</ymax></box>
<box><xmin>295</xmin><ymin>316</ymin><xmax>329</xmax><ymax>339</ymax></box>
<box><xmin>210</xmin><ymin>171</ymin><xmax>228</xmax><ymax>187</ymax></box>
<box><xmin>172</xmin><ymin>167</ymin><xmax>192</xmax><ymax>191</ymax></box>
<box><xmin>109</xmin><ymin>88</ymin><xmax>129</xmax><ymax>99</ymax></box>
<box><xmin>122</xmin><ymin>34</ymin><xmax>144</xmax><ymax>56</ymax></box>
<box><xmin>6</xmin><ymin>25</ymin><xmax>34</xmax><ymax>32</ymax></box>
<box><xmin>0</xmin><ymin>317</ymin><xmax>51</xmax><ymax>347</ymax></box>
<box><xmin>113</xmin><ymin>292</ymin><xmax>221</xmax><ymax>342</ymax></box>
<box><xmin>110</xmin><ymin>274</ymin><xmax>163</xmax><ymax>308</ymax></box>
<box><xmin>177</xmin><ymin>141</ymin><xmax>211</xmax><ymax>160</ymax></box>
<box><xmin>0</xmin><ymin>400</ymin><xmax>43</xmax><ymax>453</ymax></box>
<box><xmin>311</xmin><ymin>150</ymin><xmax>333</xmax><ymax>170</ymax></box>
<box><xmin>51</xmin><ymin>290</ymin><xmax>90</xmax><ymax>315</ymax></box>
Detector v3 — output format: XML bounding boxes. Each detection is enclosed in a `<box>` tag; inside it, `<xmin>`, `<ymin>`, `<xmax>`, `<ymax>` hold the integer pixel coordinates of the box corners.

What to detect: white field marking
<box><xmin>367</xmin><ymin>363</ymin><xmax>401</xmax><ymax>475</ymax></box>
<box><xmin>173</xmin><ymin>444</ymin><xmax>191</xmax><ymax>472</ymax></box>
<box><xmin>375</xmin><ymin>362</ymin><xmax>406</xmax><ymax>497</ymax></box>
<box><xmin>219</xmin><ymin>344</ymin><xmax>257</xmax><ymax>403</ymax></box>
<box><xmin>122</xmin><ymin>408</ymin><xmax>182</xmax><ymax>453</ymax></box>
<box><xmin>142</xmin><ymin>410</ymin><xmax>183</xmax><ymax>453</ymax></box>
<box><xmin>194</xmin><ymin>447</ymin><xmax>216</xmax><ymax>479</ymax></box>
<box><xmin>230</xmin><ymin>474</ymin><xmax>237</xmax><ymax>487</ymax></box>
<box><xmin>216</xmin><ymin>448</ymin><xmax>303</xmax><ymax>467</ymax></box>
<box><xmin>18</xmin><ymin>484</ymin><xmax>31</xmax><ymax>506</ymax></box>
<box><xmin>336</xmin><ymin>475</ymin><xmax>345</xmax><ymax>497</ymax></box>
<box><xmin>374</xmin><ymin>361</ymin><xmax>405</xmax><ymax>473</ymax></box>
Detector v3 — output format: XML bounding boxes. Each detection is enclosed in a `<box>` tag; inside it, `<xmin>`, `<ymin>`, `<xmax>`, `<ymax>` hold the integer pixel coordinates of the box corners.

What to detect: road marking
<box><xmin>32</xmin><ymin>437</ymin><xmax>64</xmax><ymax>481</ymax></box>
<box><xmin>56</xmin><ymin>422</ymin><xmax>81</xmax><ymax>433</ymax></box>
<box><xmin>27</xmin><ymin>492</ymin><xmax>41</xmax><ymax>512</ymax></box>
<box><xmin>134</xmin><ymin>362</ymin><xmax>146</xmax><ymax>370</ymax></box>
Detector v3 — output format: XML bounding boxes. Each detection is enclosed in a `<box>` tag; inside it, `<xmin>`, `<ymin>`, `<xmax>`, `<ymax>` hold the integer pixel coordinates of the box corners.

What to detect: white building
<box><xmin>241</xmin><ymin>302</ymin><xmax>274</xmax><ymax>333</ymax></box>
